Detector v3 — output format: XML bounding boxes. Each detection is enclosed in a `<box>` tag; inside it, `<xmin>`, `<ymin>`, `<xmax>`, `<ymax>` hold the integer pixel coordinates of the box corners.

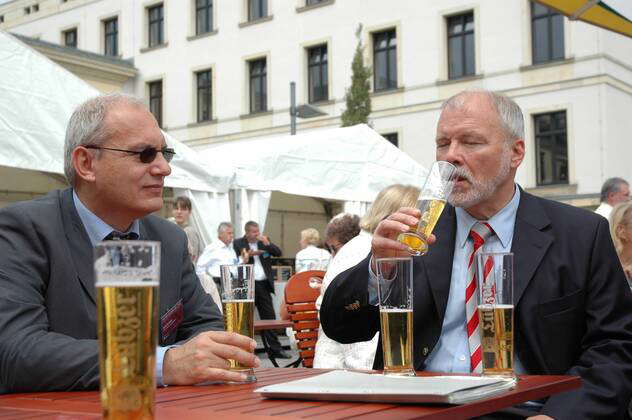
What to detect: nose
<box><xmin>438</xmin><ymin>142</ymin><xmax>463</xmax><ymax>167</ymax></box>
<box><xmin>150</xmin><ymin>150</ymin><xmax>172</xmax><ymax>177</ymax></box>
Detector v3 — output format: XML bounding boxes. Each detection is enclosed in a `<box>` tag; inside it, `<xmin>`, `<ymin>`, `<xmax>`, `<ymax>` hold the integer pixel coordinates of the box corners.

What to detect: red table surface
<box><xmin>0</xmin><ymin>368</ymin><xmax>581</xmax><ymax>419</ymax></box>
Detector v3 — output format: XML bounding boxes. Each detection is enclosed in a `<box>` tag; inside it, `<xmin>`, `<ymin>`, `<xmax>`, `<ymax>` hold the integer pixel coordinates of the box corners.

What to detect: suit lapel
<box><xmin>512</xmin><ymin>190</ymin><xmax>553</xmax><ymax>305</ymax></box>
<box><xmin>422</xmin><ymin>205</ymin><xmax>457</xmax><ymax>320</ymax></box>
<box><xmin>60</xmin><ymin>188</ymin><xmax>97</xmax><ymax>304</ymax></box>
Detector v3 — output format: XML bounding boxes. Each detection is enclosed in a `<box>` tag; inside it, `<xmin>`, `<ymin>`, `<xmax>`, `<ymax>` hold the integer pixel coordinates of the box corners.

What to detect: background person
<box><xmin>610</xmin><ymin>202</ymin><xmax>632</xmax><ymax>290</ymax></box>
<box><xmin>172</xmin><ymin>196</ymin><xmax>204</xmax><ymax>264</ymax></box>
<box><xmin>234</xmin><ymin>221</ymin><xmax>290</xmax><ymax>359</ymax></box>
<box><xmin>295</xmin><ymin>228</ymin><xmax>330</xmax><ymax>273</ymax></box>
<box><xmin>595</xmin><ymin>177</ymin><xmax>630</xmax><ymax>220</ymax></box>
<box><xmin>314</xmin><ymin>185</ymin><xmax>419</xmax><ymax>370</ymax></box>
<box><xmin>323</xmin><ymin>213</ymin><xmax>361</xmax><ymax>258</ymax></box>
<box><xmin>0</xmin><ymin>94</ymin><xmax>258</xmax><ymax>393</ymax></box>
<box><xmin>321</xmin><ymin>89</ymin><xmax>632</xmax><ymax>419</ymax></box>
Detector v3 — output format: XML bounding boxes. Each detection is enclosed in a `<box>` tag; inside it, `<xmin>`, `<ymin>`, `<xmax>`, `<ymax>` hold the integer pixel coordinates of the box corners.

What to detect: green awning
<box><xmin>535</xmin><ymin>0</ymin><xmax>632</xmax><ymax>37</ymax></box>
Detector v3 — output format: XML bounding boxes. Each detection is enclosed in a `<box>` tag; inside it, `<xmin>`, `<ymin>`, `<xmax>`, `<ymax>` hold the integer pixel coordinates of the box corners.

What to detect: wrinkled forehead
<box><xmin>104</xmin><ymin>103</ymin><xmax>165</xmax><ymax>147</ymax></box>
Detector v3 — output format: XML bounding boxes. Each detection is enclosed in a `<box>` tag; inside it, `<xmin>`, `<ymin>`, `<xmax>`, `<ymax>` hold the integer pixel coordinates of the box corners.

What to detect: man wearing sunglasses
<box><xmin>0</xmin><ymin>93</ymin><xmax>259</xmax><ymax>393</ymax></box>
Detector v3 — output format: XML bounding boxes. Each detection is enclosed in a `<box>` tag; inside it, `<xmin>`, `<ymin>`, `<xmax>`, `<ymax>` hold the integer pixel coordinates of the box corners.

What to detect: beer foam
<box><xmin>380</xmin><ymin>308</ymin><xmax>413</xmax><ymax>313</ymax></box>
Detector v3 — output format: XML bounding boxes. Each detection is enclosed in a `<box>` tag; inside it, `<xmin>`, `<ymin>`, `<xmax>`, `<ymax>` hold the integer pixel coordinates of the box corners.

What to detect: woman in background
<box><xmin>313</xmin><ymin>184</ymin><xmax>419</xmax><ymax>369</ymax></box>
<box><xmin>610</xmin><ymin>201</ymin><xmax>632</xmax><ymax>290</ymax></box>
<box><xmin>295</xmin><ymin>228</ymin><xmax>331</xmax><ymax>273</ymax></box>
<box><xmin>172</xmin><ymin>196</ymin><xmax>204</xmax><ymax>264</ymax></box>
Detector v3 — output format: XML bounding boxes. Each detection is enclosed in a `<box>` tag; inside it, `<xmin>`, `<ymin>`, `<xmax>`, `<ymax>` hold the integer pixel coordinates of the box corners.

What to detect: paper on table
<box><xmin>256</xmin><ymin>370</ymin><xmax>516</xmax><ymax>404</ymax></box>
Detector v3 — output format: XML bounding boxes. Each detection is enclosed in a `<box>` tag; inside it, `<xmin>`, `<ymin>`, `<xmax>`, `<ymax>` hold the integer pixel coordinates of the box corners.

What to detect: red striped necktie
<box><xmin>465</xmin><ymin>222</ymin><xmax>495</xmax><ymax>373</ymax></box>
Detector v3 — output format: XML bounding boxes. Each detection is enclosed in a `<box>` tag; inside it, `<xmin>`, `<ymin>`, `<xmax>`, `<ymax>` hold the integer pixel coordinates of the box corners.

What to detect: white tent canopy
<box><xmin>0</xmin><ymin>31</ymin><xmax>235</xmax><ymax>243</ymax></box>
<box><xmin>196</xmin><ymin>124</ymin><xmax>428</xmax><ymax>233</ymax></box>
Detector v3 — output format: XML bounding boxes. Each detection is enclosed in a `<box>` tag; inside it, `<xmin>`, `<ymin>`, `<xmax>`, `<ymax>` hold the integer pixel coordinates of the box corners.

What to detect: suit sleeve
<box><xmin>320</xmin><ymin>253</ymin><xmax>381</xmax><ymax>344</ymax></box>
<box><xmin>175</xmin><ymin>233</ymin><xmax>224</xmax><ymax>343</ymax></box>
<box><xmin>0</xmin><ymin>208</ymin><xmax>99</xmax><ymax>393</ymax></box>
<box><xmin>541</xmin><ymin>217</ymin><xmax>632</xmax><ymax>419</ymax></box>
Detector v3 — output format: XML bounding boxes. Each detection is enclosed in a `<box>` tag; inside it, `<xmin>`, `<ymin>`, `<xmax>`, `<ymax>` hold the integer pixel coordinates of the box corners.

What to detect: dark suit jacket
<box><xmin>233</xmin><ymin>236</ymin><xmax>282</xmax><ymax>293</ymax></box>
<box><xmin>321</xmin><ymin>189</ymin><xmax>632</xmax><ymax>419</ymax></box>
<box><xmin>0</xmin><ymin>188</ymin><xmax>223</xmax><ymax>393</ymax></box>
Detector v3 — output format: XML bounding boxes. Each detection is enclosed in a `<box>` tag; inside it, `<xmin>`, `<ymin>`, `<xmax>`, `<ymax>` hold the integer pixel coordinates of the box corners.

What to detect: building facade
<box><xmin>2</xmin><ymin>0</ymin><xmax>632</xmax><ymax>243</ymax></box>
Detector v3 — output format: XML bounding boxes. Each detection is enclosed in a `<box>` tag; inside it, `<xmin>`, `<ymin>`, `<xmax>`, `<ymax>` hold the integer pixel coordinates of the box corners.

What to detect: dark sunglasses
<box><xmin>85</xmin><ymin>145</ymin><xmax>176</xmax><ymax>163</ymax></box>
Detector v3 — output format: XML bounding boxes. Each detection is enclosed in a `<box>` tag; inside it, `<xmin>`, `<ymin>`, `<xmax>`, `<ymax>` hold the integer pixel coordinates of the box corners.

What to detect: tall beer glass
<box><xmin>95</xmin><ymin>241</ymin><xmax>160</xmax><ymax>420</ymax></box>
<box><xmin>220</xmin><ymin>264</ymin><xmax>256</xmax><ymax>383</ymax></box>
<box><xmin>398</xmin><ymin>161</ymin><xmax>456</xmax><ymax>255</ymax></box>
<box><xmin>376</xmin><ymin>257</ymin><xmax>415</xmax><ymax>376</ymax></box>
<box><xmin>476</xmin><ymin>252</ymin><xmax>515</xmax><ymax>378</ymax></box>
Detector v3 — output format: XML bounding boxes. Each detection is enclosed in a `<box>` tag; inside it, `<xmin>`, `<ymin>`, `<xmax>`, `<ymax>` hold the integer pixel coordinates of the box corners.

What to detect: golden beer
<box><xmin>478</xmin><ymin>304</ymin><xmax>514</xmax><ymax>377</ymax></box>
<box><xmin>380</xmin><ymin>308</ymin><xmax>415</xmax><ymax>376</ymax></box>
<box><xmin>97</xmin><ymin>285</ymin><xmax>158</xmax><ymax>420</ymax></box>
<box><xmin>398</xmin><ymin>199</ymin><xmax>446</xmax><ymax>255</ymax></box>
<box><xmin>222</xmin><ymin>299</ymin><xmax>255</xmax><ymax>371</ymax></box>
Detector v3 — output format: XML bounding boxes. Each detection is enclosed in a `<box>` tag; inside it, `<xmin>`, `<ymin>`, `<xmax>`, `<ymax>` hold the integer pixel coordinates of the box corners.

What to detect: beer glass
<box><xmin>220</xmin><ymin>264</ymin><xmax>256</xmax><ymax>383</ymax></box>
<box><xmin>95</xmin><ymin>241</ymin><xmax>160</xmax><ymax>420</ymax></box>
<box><xmin>476</xmin><ymin>252</ymin><xmax>515</xmax><ymax>378</ymax></box>
<box><xmin>376</xmin><ymin>257</ymin><xmax>415</xmax><ymax>376</ymax></box>
<box><xmin>398</xmin><ymin>161</ymin><xmax>457</xmax><ymax>255</ymax></box>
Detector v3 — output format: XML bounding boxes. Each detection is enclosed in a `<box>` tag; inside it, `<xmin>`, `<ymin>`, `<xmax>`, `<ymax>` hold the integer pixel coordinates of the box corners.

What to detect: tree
<box><xmin>341</xmin><ymin>24</ymin><xmax>372</xmax><ymax>127</ymax></box>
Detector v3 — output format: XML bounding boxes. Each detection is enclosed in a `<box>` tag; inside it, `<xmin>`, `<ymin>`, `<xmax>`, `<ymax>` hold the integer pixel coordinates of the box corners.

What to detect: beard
<box><xmin>448</xmin><ymin>148</ymin><xmax>512</xmax><ymax>209</ymax></box>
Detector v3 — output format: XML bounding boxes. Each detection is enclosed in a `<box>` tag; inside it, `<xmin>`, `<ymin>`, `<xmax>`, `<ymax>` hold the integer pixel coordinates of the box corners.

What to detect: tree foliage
<box><xmin>341</xmin><ymin>24</ymin><xmax>372</xmax><ymax>127</ymax></box>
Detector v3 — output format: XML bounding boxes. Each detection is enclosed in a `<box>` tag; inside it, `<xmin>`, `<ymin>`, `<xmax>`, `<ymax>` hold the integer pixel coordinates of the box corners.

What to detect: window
<box><xmin>148</xmin><ymin>4</ymin><xmax>164</xmax><ymax>47</ymax></box>
<box><xmin>248</xmin><ymin>0</ymin><xmax>267</xmax><ymax>21</ymax></box>
<box><xmin>306</xmin><ymin>0</ymin><xmax>323</xmax><ymax>5</ymax></box>
<box><xmin>32</xmin><ymin>4</ymin><xmax>39</xmax><ymax>12</ymax></box>
<box><xmin>249</xmin><ymin>58</ymin><xmax>267</xmax><ymax>113</ymax></box>
<box><xmin>148</xmin><ymin>80</ymin><xmax>163</xmax><ymax>127</ymax></box>
<box><xmin>373</xmin><ymin>29</ymin><xmax>397</xmax><ymax>91</ymax></box>
<box><xmin>534</xmin><ymin>111</ymin><xmax>568</xmax><ymax>185</ymax></box>
<box><xmin>24</xmin><ymin>7</ymin><xmax>31</xmax><ymax>15</ymax></box>
<box><xmin>196</xmin><ymin>0</ymin><xmax>213</xmax><ymax>35</ymax></box>
<box><xmin>531</xmin><ymin>2</ymin><xmax>564</xmax><ymax>64</ymax></box>
<box><xmin>447</xmin><ymin>12</ymin><xmax>475</xmax><ymax>79</ymax></box>
<box><xmin>382</xmin><ymin>133</ymin><xmax>398</xmax><ymax>148</ymax></box>
<box><xmin>0</xmin><ymin>15</ymin><xmax>4</xmax><ymax>24</ymax></box>
<box><xmin>196</xmin><ymin>70</ymin><xmax>212</xmax><ymax>122</ymax></box>
<box><xmin>63</xmin><ymin>28</ymin><xmax>77</xmax><ymax>48</ymax></box>
<box><xmin>308</xmin><ymin>45</ymin><xmax>328</xmax><ymax>103</ymax></box>
<box><xmin>103</xmin><ymin>17</ymin><xmax>118</xmax><ymax>57</ymax></box>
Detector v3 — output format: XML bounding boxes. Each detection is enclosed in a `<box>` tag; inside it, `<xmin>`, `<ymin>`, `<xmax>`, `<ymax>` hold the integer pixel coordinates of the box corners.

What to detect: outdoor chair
<box><xmin>284</xmin><ymin>269</ymin><xmax>325</xmax><ymax>368</ymax></box>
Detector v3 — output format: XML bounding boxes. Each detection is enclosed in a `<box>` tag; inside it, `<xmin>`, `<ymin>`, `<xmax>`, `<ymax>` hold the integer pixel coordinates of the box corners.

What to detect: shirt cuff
<box><xmin>367</xmin><ymin>255</ymin><xmax>379</xmax><ymax>306</ymax></box>
<box><xmin>156</xmin><ymin>345</ymin><xmax>178</xmax><ymax>387</ymax></box>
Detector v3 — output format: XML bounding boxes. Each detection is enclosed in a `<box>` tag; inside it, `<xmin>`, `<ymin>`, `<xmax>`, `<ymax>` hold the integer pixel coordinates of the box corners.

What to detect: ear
<box><xmin>616</xmin><ymin>223</ymin><xmax>627</xmax><ymax>242</ymax></box>
<box><xmin>510</xmin><ymin>138</ymin><xmax>525</xmax><ymax>169</ymax></box>
<box><xmin>72</xmin><ymin>147</ymin><xmax>97</xmax><ymax>183</ymax></box>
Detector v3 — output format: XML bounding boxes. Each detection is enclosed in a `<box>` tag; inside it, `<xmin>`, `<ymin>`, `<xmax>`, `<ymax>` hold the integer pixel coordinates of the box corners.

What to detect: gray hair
<box><xmin>64</xmin><ymin>93</ymin><xmax>146</xmax><ymax>185</ymax></box>
<box><xmin>442</xmin><ymin>89</ymin><xmax>525</xmax><ymax>142</ymax></box>
<box><xmin>601</xmin><ymin>177</ymin><xmax>629</xmax><ymax>203</ymax></box>
<box><xmin>217</xmin><ymin>222</ymin><xmax>233</xmax><ymax>234</ymax></box>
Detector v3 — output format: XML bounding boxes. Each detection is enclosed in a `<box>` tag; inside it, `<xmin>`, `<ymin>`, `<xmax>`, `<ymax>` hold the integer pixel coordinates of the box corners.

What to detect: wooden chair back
<box><xmin>284</xmin><ymin>270</ymin><xmax>325</xmax><ymax>368</ymax></box>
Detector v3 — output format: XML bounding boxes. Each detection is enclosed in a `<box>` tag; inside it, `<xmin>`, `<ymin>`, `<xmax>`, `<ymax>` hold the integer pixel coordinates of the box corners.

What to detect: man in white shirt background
<box><xmin>197</xmin><ymin>222</ymin><xmax>239</xmax><ymax>295</ymax></box>
<box><xmin>595</xmin><ymin>177</ymin><xmax>630</xmax><ymax>220</ymax></box>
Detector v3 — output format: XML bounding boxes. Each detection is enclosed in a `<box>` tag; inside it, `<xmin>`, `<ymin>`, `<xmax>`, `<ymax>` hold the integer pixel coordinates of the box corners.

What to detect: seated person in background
<box><xmin>295</xmin><ymin>228</ymin><xmax>331</xmax><ymax>273</ymax></box>
<box><xmin>314</xmin><ymin>185</ymin><xmax>418</xmax><ymax>370</ymax></box>
<box><xmin>323</xmin><ymin>213</ymin><xmax>361</xmax><ymax>258</ymax></box>
<box><xmin>0</xmin><ymin>93</ymin><xmax>258</xmax><ymax>393</ymax></box>
<box><xmin>172</xmin><ymin>196</ymin><xmax>204</xmax><ymax>264</ymax></box>
<box><xmin>610</xmin><ymin>202</ymin><xmax>632</xmax><ymax>290</ymax></box>
<box><xmin>320</xmin><ymin>89</ymin><xmax>632</xmax><ymax>418</ymax></box>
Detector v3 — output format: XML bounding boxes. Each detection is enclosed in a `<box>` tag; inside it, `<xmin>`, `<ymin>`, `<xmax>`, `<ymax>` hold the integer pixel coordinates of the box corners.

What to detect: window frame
<box><xmin>533</xmin><ymin>110</ymin><xmax>568</xmax><ymax>186</ymax></box>
<box><xmin>382</xmin><ymin>132</ymin><xmax>399</xmax><ymax>148</ymax></box>
<box><xmin>196</xmin><ymin>69</ymin><xmax>213</xmax><ymax>122</ymax></box>
<box><xmin>103</xmin><ymin>17</ymin><xmax>118</xmax><ymax>57</ymax></box>
<box><xmin>249</xmin><ymin>58</ymin><xmax>267</xmax><ymax>113</ymax></box>
<box><xmin>148</xmin><ymin>80</ymin><xmax>163</xmax><ymax>128</ymax></box>
<box><xmin>372</xmin><ymin>29</ymin><xmax>398</xmax><ymax>91</ymax></box>
<box><xmin>530</xmin><ymin>2</ymin><xmax>565</xmax><ymax>65</ymax></box>
<box><xmin>446</xmin><ymin>11</ymin><xmax>475</xmax><ymax>80</ymax></box>
<box><xmin>248</xmin><ymin>0</ymin><xmax>267</xmax><ymax>21</ymax></box>
<box><xmin>307</xmin><ymin>44</ymin><xmax>328</xmax><ymax>103</ymax></box>
<box><xmin>147</xmin><ymin>3</ymin><xmax>164</xmax><ymax>48</ymax></box>
<box><xmin>195</xmin><ymin>0</ymin><xmax>213</xmax><ymax>35</ymax></box>
<box><xmin>63</xmin><ymin>27</ymin><xmax>77</xmax><ymax>48</ymax></box>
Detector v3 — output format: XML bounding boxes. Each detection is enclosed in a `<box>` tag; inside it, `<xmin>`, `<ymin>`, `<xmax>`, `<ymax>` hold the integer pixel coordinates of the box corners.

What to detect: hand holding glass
<box><xmin>476</xmin><ymin>252</ymin><xmax>515</xmax><ymax>378</ymax></box>
<box><xmin>95</xmin><ymin>241</ymin><xmax>160</xmax><ymax>419</ymax></box>
<box><xmin>376</xmin><ymin>257</ymin><xmax>415</xmax><ymax>376</ymax></box>
<box><xmin>398</xmin><ymin>161</ymin><xmax>456</xmax><ymax>255</ymax></box>
<box><xmin>221</xmin><ymin>264</ymin><xmax>257</xmax><ymax>383</ymax></box>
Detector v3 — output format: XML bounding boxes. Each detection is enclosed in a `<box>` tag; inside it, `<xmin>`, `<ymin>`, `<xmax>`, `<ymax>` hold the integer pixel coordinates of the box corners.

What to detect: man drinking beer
<box><xmin>0</xmin><ymin>94</ymin><xmax>259</xmax><ymax>393</ymax></box>
<box><xmin>321</xmin><ymin>89</ymin><xmax>632</xmax><ymax>418</ymax></box>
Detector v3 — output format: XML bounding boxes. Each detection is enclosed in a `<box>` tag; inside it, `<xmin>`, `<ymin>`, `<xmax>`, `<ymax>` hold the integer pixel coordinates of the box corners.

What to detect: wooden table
<box><xmin>0</xmin><ymin>368</ymin><xmax>581</xmax><ymax>419</ymax></box>
<box><xmin>254</xmin><ymin>319</ymin><xmax>296</xmax><ymax>368</ymax></box>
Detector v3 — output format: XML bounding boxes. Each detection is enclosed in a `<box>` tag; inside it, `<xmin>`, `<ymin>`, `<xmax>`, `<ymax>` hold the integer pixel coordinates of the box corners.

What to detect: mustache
<box><xmin>452</xmin><ymin>166</ymin><xmax>473</xmax><ymax>183</ymax></box>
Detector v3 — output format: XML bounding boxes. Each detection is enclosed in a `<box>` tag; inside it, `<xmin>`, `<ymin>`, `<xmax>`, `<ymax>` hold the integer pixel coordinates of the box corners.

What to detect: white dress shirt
<box><xmin>594</xmin><ymin>202</ymin><xmax>613</xmax><ymax>220</ymax></box>
<box><xmin>295</xmin><ymin>245</ymin><xmax>331</xmax><ymax>273</ymax></box>
<box><xmin>196</xmin><ymin>240</ymin><xmax>239</xmax><ymax>277</ymax></box>
<box><xmin>249</xmin><ymin>242</ymin><xmax>267</xmax><ymax>280</ymax></box>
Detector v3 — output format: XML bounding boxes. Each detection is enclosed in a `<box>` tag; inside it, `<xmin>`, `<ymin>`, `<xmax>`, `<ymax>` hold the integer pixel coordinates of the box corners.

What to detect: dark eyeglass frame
<box><xmin>84</xmin><ymin>145</ymin><xmax>176</xmax><ymax>163</ymax></box>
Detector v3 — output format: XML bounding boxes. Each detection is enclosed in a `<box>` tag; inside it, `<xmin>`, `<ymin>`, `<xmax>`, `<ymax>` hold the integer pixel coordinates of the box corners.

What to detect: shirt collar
<box><xmin>455</xmin><ymin>185</ymin><xmax>521</xmax><ymax>249</ymax></box>
<box><xmin>72</xmin><ymin>190</ymin><xmax>141</xmax><ymax>246</ymax></box>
